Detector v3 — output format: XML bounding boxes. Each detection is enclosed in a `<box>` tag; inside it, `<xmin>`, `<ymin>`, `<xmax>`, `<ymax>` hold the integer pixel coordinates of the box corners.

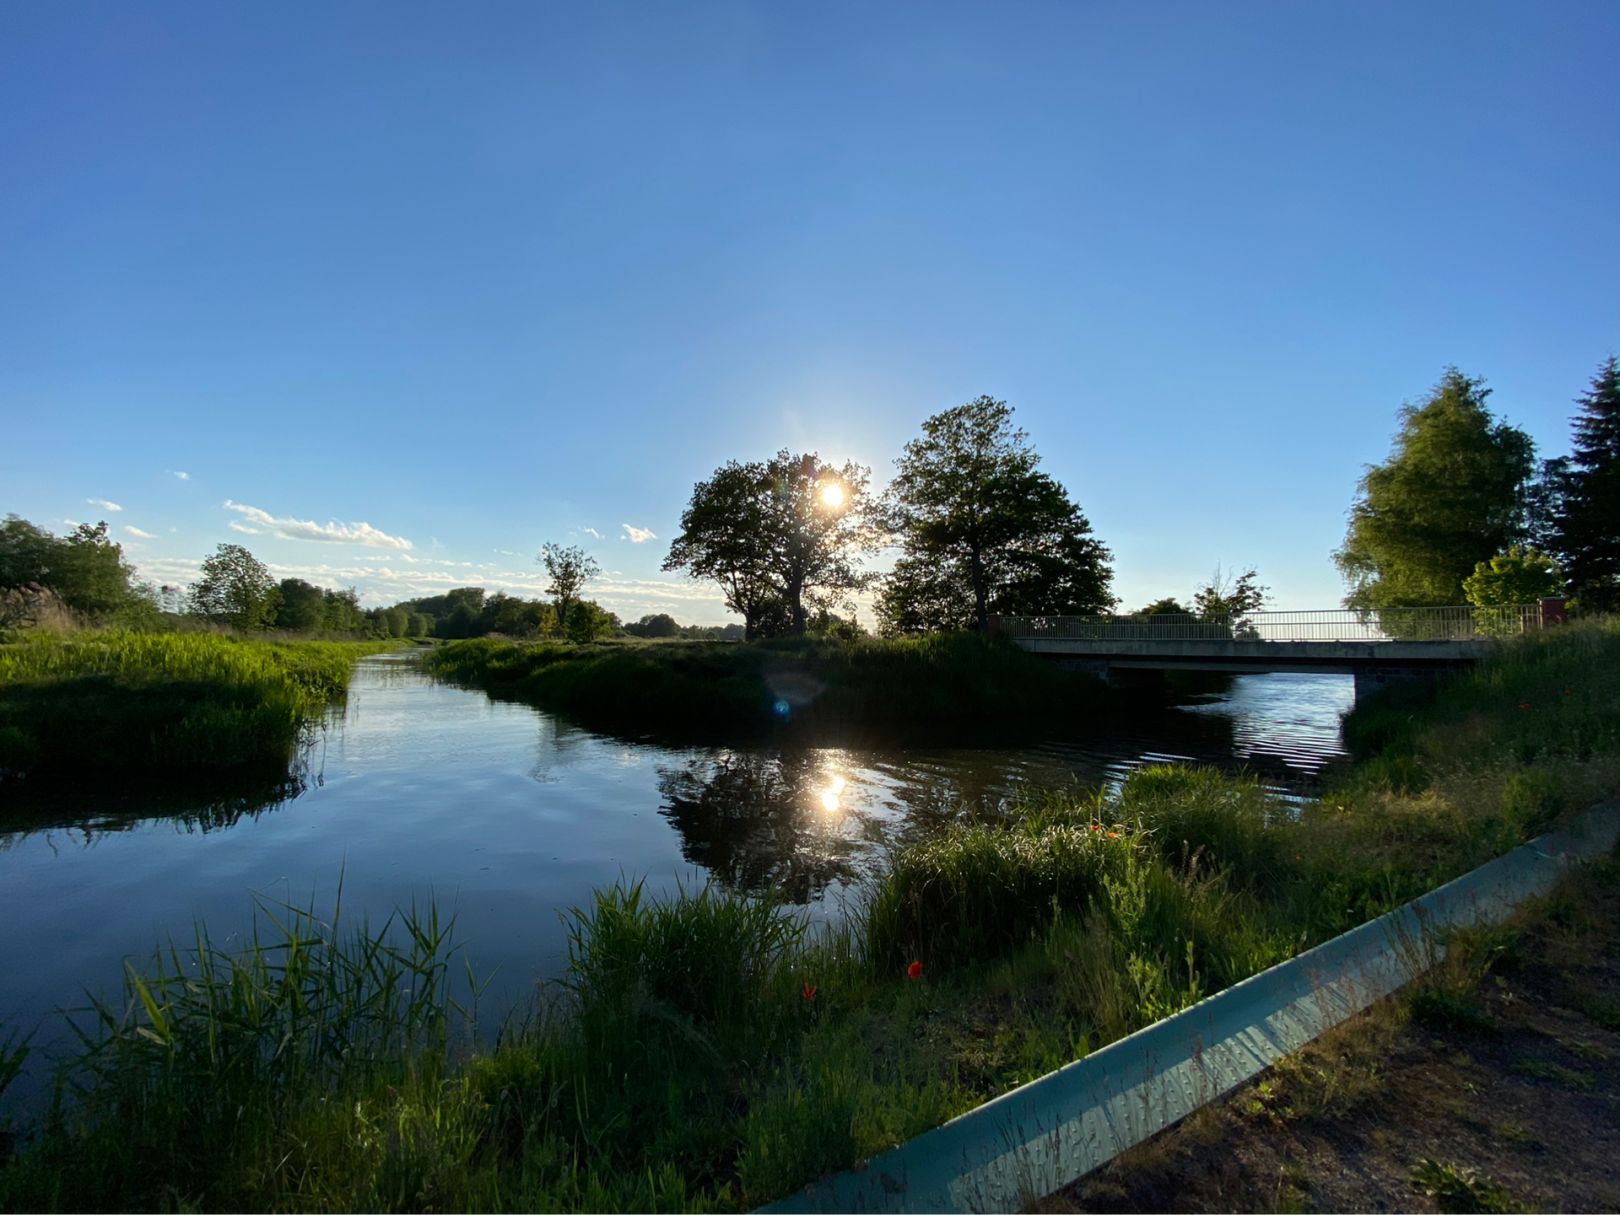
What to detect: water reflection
<box><xmin>0</xmin><ymin>774</ymin><xmax>303</xmax><ymax>846</ymax></box>
<box><xmin>656</xmin><ymin>751</ymin><xmax>867</xmax><ymax>902</ymax></box>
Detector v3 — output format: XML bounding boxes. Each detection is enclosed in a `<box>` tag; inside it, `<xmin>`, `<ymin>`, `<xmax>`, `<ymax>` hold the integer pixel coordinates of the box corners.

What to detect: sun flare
<box><xmin>818</xmin><ymin>774</ymin><xmax>847</xmax><ymax>812</ymax></box>
<box><xmin>820</xmin><ymin>482</ymin><xmax>845</xmax><ymax>509</ymax></box>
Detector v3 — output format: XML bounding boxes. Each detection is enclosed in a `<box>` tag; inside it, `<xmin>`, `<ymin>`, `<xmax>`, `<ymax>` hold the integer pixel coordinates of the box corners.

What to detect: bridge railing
<box><xmin>996</xmin><ymin>605</ymin><xmax>1547</xmax><ymax>644</ymax></box>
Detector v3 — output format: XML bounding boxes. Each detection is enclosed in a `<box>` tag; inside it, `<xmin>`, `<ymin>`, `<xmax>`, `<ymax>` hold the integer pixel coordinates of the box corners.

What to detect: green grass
<box><xmin>2</xmin><ymin>620</ymin><xmax>1617</xmax><ymax>1211</ymax></box>
<box><xmin>0</xmin><ymin>631</ymin><xmax>399</xmax><ymax>788</ymax></box>
<box><xmin>422</xmin><ymin>632</ymin><xmax>1112</xmax><ymax>742</ymax></box>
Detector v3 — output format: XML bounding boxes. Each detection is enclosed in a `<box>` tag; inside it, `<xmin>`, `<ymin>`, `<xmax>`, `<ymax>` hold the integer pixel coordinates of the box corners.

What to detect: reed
<box><xmin>0</xmin><ymin>631</ymin><xmax>398</xmax><ymax>786</ymax></box>
<box><xmin>1</xmin><ymin>621</ymin><xmax>1615</xmax><ymax>1211</ymax></box>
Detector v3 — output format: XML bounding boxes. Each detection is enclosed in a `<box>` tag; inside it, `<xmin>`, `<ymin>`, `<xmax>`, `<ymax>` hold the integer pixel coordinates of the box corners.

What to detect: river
<box><xmin>0</xmin><ymin>653</ymin><xmax>1352</xmax><ymax>1101</ymax></box>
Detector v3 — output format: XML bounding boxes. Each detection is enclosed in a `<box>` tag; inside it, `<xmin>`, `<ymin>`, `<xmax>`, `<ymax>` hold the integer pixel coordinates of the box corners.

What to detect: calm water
<box><xmin>0</xmin><ymin>655</ymin><xmax>1351</xmax><ymax>1100</ymax></box>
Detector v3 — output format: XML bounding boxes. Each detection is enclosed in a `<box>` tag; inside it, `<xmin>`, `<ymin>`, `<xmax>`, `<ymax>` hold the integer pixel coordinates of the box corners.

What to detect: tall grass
<box><xmin>424</xmin><ymin>632</ymin><xmax>1111</xmax><ymax>742</ymax></box>
<box><xmin>2</xmin><ymin>621</ymin><xmax>1616</xmax><ymax>1211</ymax></box>
<box><xmin>0</xmin><ymin>631</ymin><xmax>398</xmax><ymax>787</ymax></box>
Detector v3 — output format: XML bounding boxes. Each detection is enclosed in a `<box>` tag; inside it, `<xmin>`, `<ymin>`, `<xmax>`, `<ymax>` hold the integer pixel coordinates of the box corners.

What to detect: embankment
<box><xmin>1</xmin><ymin>620</ymin><xmax>1615</xmax><ymax>1211</ymax></box>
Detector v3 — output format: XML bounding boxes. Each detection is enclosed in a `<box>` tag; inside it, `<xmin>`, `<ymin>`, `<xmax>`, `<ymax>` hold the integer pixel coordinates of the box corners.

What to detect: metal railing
<box><xmin>996</xmin><ymin>605</ymin><xmax>1548</xmax><ymax>644</ymax></box>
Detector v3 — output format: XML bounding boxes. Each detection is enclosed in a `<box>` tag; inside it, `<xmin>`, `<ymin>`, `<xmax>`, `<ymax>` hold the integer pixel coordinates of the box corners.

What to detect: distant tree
<box><xmin>1135</xmin><ymin>597</ymin><xmax>1192</xmax><ymax>618</ymax></box>
<box><xmin>806</xmin><ymin>606</ymin><xmax>866</xmax><ymax>641</ymax></box>
<box><xmin>540</xmin><ymin>544</ymin><xmax>600</xmax><ymax>640</ymax></box>
<box><xmin>407</xmin><ymin>612</ymin><xmax>433</xmax><ymax>638</ymax></box>
<box><xmin>479</xmin><ymin>592</ymin><xmax>553</xmax><ymax>638</ymax></box>
<box><xmin>1550</xmin><ymin>356</ymin><xmax>1620</xmax><ymax>611</ymax></box>
<box><xmin>0</xmin><ymin>516</ymin><xmax>53</xmax><ymax>593</ymax></box>
<box><xmin>565</xmin><ymin>599</ymin><xmax>620</xmax><ymax>642</ymax></box>
<box><xmin>1335</xmin><ymin>369</ymin><xmax>1535</xmax><ymax>610</ymax></box>
<box><xmin>189</xmin><ymin>544</ymin><xmax>278</xmax><ymax>629</ymax></box>
<box><xmin>878</xmin><ymin>396</ymin><xmax>1114</xmax><ymax>634</ymax></box>
<box><xmin>1193</xmin><ymin>567</ymin><xmax>1269</xmax><ymax>620</ymax></box>
<box><xmin>665</xmin><ymin>451</ymin><xmax>876</xmax><ymax>637</ymax></box>
<box><xmin>322</xmin><ymin>587</ymin><xmax>365</xmax><ymax>634</ymax></box>
<box><xmin>1463</xmin><ymin>547</ymin><xmax>1564</xmax><ymax>607</ymax></box>
<box><xmin>274</xmin><ymin>578</ymin><xmax>326</xmax><ymax>632</ymax></box>
<box><xmin>625</xmin><ymin>612</ymin><xmax>680</xmax><ymax>638</ymax></box>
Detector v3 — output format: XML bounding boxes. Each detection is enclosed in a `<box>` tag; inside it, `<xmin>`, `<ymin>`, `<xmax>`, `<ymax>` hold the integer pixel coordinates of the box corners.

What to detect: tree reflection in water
<box><xmin>0</xmin><ymin>773</ymin><xmax>302</xmax><ymax>850</ymax></box>
<box><xmin>656</xmin><ymin>750</ymin><xmax>871</xmax><ymax>903</ymax></box>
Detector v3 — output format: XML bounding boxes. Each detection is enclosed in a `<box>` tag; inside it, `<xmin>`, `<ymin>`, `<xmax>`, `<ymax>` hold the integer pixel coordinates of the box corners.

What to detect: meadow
<box><xmin>0</xmin><ymin>620</ymin><xmax>1615</xmax><ymax>1211</ymax></box>
<box><xmin>0</xmin><ymin>631</ymin><xmax>400</xmax><ymax>788</ymax></box>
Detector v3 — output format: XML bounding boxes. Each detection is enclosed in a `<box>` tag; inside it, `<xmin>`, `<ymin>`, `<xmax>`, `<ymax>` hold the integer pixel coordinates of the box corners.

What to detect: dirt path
<box><xmin>1038</xmin><ymin>855</ymin><xmax>1620</xmax><ymax>1213</ymax></box>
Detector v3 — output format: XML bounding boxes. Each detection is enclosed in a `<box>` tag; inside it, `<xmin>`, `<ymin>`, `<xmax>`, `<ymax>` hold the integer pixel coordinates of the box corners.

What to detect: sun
<box><xmin>819</xmin><ymin>482</ymin><xmax>845</xmax><ymax>509</ymax></box>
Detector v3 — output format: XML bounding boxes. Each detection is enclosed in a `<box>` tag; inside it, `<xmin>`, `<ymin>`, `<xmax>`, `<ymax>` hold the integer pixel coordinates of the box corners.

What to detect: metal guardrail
<box><xmin>996</xmin><ymin>605</ymin><xmax>1548</xmax><ymax>644</ymax></box>
<box><xmin>762</xmin><ymin>802</ymin><xmax>1620</xmax><ymax>1213</ymax></box>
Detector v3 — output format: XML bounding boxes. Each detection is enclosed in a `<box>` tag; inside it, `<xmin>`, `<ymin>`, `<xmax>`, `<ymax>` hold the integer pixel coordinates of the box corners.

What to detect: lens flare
<box><xmin>820</xmin><ymin>482</ymin><xmax>845</xmax><ymax>509</ymax></box>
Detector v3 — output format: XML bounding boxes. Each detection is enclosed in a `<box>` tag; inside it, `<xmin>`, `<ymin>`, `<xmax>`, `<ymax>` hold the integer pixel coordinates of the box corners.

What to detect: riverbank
<box><xmin>0</xmin><ymin>631</ymin><xmax>401</xmax><ymax>789</ymax></box>
<box><xmin>421</xmin><ymin>632</ymin><xmax>1113</xmax><ymax>743</ymax></box>
<box><xmin>0</xmin><ymin>620</ymin><xmax>1615</xmax><ymax>1211</ymax></box>
<box><xmin>1042</xmin><ymin>847</ymin><xmax>1620</xmax><ymax>1213</ymax></box>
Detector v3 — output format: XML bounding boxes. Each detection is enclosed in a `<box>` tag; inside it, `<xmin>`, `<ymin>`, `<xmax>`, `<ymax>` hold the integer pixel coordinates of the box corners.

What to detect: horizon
<box><xmin>5</xmin><ymin>2</ymin><xmax>1617</xmax><ymax>623</ymax></box>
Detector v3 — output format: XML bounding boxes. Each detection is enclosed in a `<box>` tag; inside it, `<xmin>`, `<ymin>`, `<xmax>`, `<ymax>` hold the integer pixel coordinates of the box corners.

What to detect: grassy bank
<box><xmin>1046</xmin><ymin>848</ymin><xmax>1620</xmax><ymax>1213</ymax></box>
<box><xmin>422</xmin><ymin>632</ymin><xmax>1112</xmax><ymax>742</ymax></box>
<box><xmin>0</xmin><ymin>631</ymin><xmax>400</xmax><ymax>787</ymax></box>
<box><xmin>2</xmin><ymin>621</ymin><xmax>1616</xmax><ymax>1211</ymax></box>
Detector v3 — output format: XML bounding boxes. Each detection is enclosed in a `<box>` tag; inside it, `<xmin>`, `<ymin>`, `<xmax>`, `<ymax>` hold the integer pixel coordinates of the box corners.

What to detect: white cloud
<box><xmin>124</xmin><ymin>526</ymin><xmax>157</xmax><ymax>539</ymax></box>
<box><xmin>622</xmin><ymin>523</ymin><xmax>657</xmax><ymax>544</ymax></box>
<box><xmin>170</xmin><ymin>470</ymin><xmax>191</xmax><ymax>481</ymax></box>
<box><xmin>228</xmin><ymin>521</ymin><xmax>262</xmax><ymax>535</ymax></box>
<box><xmin>222</xmin><ymin>500</ymin><xmax>414</xmax><ymax>550</ymax></box>
<box><xmin>582</xmin><ymin>527</ymin><xmax>603</xmax><ymax>540</ymax></box>
<box><xmin>86</xmin><ymin>498</ymin><xmax>123</xmax><ymax>512</ymax></box>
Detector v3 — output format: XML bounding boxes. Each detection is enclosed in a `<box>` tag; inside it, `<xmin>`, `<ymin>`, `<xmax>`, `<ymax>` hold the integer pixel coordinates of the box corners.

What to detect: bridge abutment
<box><xmin>1351</xmin><ymin>664</ymin><xmax>1448</xmax><ymax>701</ymax></box>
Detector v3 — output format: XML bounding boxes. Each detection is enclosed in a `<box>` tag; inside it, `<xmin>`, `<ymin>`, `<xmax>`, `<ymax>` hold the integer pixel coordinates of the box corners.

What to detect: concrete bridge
<box><xmin>993</xmin><ymin>602</ymin><xmax>1565</xmax><ymax>700</ymax></box>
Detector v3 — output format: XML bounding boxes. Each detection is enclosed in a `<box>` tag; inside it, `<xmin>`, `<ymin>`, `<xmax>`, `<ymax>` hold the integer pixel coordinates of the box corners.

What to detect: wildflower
<box><xmin>802</xmin><ymin>983</ymin><xmax>817</xmax><ymax>1002</ymax></box>
<box><xmin>1089</xmin><ymin>823</ymin><xmax>1101</xmax><ymax>832</ymax></box>
<box><xmin>1107</xmin><ymin>830</ymin><xmax>1118</xmax><ymax>838</ymax></box>
<box><xmin>906</xmin><ymin>960</ymin><xmax>923</xmax><ymax>981</ymax></box>
<box><xmin>1518</xmin><ymin>702</ymin><xmax>1532</xmax><ymax>710</ymax></box>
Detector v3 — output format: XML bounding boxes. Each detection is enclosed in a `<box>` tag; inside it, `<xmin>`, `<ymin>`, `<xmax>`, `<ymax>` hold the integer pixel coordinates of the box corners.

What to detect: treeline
<box><xmin>6</xmin><ymin>357</ymin><xmax>1613</xmax><ymax>642</ymax></box>
<box><xmin>1336</xmin><ymin>357</ymin><xmax>1620</xmax><ymax>613</ymax></box>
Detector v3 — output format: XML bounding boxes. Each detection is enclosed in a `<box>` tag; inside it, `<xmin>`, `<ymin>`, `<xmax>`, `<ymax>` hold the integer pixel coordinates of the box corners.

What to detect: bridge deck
<box><xmin>1012</xmin><ymin>636</ymin><xmax>1487</xmax><ymax>675</ymax></box>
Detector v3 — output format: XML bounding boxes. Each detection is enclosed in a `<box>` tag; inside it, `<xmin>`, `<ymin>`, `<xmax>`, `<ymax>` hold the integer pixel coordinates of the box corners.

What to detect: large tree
<box><xmin>0</xmin><ymin>516</ymin><xmax>145</xmax><ymax>620</ymax></box>
<box><xmin>665</xmin><ymin>451</ymin><xmax>876</xmax><ymax>637</ymax></box>
<box><xmin>877</xmin><ymin>396</ymin><xmax>1114</xmax><ymax>634</ymax></box>
<box><xmin>540</xmin><ymin>543</ymin><xmax>600</xmax><ymax>640</ymax></box>
<box><xmin>189</xmin><ymin>543</ymin><xmax>278</xmax><ymax>630</ymax></box>
<box><xmin>1334</xmin><ymin>369</ymin><xmax>1534</xmax><ymax>611</ymax></box>
<box><xmin>1551</xmin><ymin>356</ymin><xmax>1620</xmax><ymax>610</ymax></box>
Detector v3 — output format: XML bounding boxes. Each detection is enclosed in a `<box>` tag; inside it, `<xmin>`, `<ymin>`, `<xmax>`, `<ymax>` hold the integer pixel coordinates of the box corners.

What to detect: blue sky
<box><xmin>3</xmin><ymin>1</ymin><xmax>1617</xmax><ymax>622</ymax></box>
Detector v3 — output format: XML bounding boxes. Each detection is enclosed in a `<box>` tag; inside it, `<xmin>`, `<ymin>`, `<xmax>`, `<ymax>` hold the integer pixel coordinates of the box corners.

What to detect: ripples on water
<box><xmin>0</xmin><ymin>656</ymin><xmax>1351</xmax><ymax>1104</ymax></box>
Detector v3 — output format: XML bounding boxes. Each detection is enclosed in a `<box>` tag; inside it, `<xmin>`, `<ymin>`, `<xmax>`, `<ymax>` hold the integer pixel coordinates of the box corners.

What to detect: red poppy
<box><xmin>1518</xmin><ymin>702</ymin><xmax>1532</xmax><ymax>710</ymax></box>
<box><xmin>906</xmin><ymin>960</ymin><xmax>923</xmax><ymax>981</ymax></box>
<box><xmin>802</xmin><ymin>983</ymin><xmax>817</xmax><ymax>1002</ymax></box>
<box><xmin>1090</xmin><ymin>824</ymin><xmax>1101</xmax><ymax>832</ymax></box>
